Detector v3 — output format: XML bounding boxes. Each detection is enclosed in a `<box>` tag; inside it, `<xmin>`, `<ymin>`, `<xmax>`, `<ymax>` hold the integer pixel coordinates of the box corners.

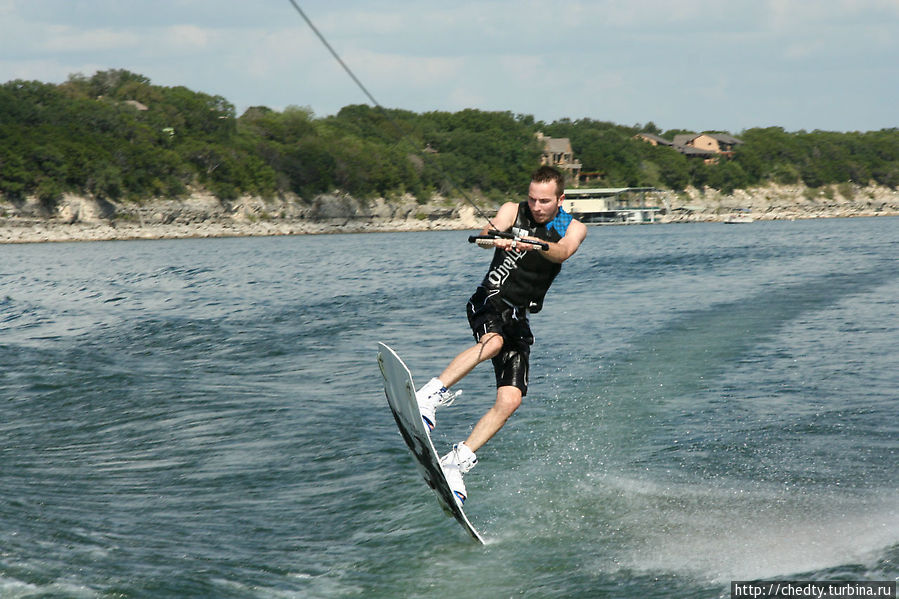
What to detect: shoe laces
<box><xmin>449</xmin><ymin>443</ymin><xmax>477</xmax><ymax>473</ymax></box>
<box><xmin>435</xmin><ymin>388</ymin><xmax>461</xmax><ymax>408</ymax></box>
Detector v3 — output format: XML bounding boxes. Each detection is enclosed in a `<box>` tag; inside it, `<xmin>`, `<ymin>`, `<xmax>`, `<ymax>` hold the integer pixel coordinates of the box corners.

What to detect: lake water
<box><xmin>1</xmin><ymin>217</ymin><xmax>897</xmax><ymax>598</ymax></box>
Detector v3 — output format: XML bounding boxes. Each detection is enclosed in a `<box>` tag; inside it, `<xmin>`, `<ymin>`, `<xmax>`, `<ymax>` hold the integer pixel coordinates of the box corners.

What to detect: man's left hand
<box><xmin>496</xmin><ymin>237</ymin><xmax>544</xmax><ymax>251</ymax></box>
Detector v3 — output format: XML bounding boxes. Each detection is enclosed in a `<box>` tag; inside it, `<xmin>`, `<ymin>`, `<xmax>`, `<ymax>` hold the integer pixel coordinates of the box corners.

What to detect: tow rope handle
<box><xmin>467</xmin><ymin>230</ymin><xmax>549</xmax><ymax>251</ymax></box>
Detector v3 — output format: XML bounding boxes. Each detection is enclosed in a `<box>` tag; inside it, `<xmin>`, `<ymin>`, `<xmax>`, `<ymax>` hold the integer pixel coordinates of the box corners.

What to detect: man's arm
<box><xmin>534</xmin><ymin>219</ymin><xmax>587</xmax><ymax>264</ymax></box>
<box><xmin>479</xmin><ymin>201</ymin><xmax>519</xmax><ymax>236</ymax></box>
<box><xmin>484</xmin><ymin>204</ymin><xmax>587</xmax><ymax>262</ymax></box>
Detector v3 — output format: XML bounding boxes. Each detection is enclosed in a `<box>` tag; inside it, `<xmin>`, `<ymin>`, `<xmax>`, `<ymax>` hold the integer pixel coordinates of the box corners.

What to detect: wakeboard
<box><xmin>377</xmin><ymin>342</ymin><xmax>485</xmax><ymax>544</ymax></box>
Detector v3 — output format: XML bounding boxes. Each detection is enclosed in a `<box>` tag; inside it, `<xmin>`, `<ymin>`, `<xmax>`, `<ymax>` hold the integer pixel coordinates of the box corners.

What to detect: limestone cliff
<box><xmin>1</xmin><ymin>184</ymin><xmax>897</xmax><ymax>243</ymax></box>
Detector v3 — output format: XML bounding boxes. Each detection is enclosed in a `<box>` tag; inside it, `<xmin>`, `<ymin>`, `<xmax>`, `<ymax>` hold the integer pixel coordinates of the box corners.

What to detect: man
<box><xmin>416</xmin><ymin>165</ymin><xmax>587</xmax><ymax>507</ymax></box>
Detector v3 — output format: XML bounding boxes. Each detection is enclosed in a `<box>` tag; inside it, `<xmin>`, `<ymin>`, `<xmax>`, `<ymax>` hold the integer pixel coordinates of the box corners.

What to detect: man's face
<box><xmin>527</xmin><ymin>180</ymin><xmax>563</xmax><ymax>224</ymax></box>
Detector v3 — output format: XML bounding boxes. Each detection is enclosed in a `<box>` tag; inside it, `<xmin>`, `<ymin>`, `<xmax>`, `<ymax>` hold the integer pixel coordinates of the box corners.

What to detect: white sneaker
<box><xmin>415</xmin><ymin>378</ymin><xmax>461</xmax><ymax>432</ymax></box>
<box><xmin>440</xmin><ymin>443</ymin><xmax>477</xmax><ymax>507</ymax></box>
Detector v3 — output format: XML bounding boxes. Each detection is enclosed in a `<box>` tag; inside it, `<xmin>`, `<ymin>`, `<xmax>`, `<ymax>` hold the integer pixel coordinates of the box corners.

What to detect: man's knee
<box><xmin>495</xmin><ymin>386</ymin><xmax>522</xmax><ymax>415</ymax></box>
<box><xmin>478</xmin><ymin>332</ymin><xmax>504</xmax><ymax>359</ymax></box>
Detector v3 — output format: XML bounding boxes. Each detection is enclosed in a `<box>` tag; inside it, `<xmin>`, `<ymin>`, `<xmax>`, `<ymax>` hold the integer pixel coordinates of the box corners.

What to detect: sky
<box><xmin>1</xmin><ymin>0</ymin><xmax>897</xmax><ymax>134</ymax></box>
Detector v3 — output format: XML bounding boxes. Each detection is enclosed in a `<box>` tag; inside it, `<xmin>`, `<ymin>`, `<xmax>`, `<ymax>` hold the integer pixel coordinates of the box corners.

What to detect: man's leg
<box><xmin>438</xmin><ymin>332</ymin><xmax>504</xmax><ymax>388</ymax></box>
<box><xmin>440</xmin><ymin>384</ymin><xmax>521</xmax><ymax>507</ymax></box>
<box><xmin>417</xmin><ymin>333</ymin><xmax>506</xmax><ymax>432</ymax></box>
<box><xmin>463</xmin><ymin>385</ymin><xmax>523</xmax><ymax>453</ymax></box>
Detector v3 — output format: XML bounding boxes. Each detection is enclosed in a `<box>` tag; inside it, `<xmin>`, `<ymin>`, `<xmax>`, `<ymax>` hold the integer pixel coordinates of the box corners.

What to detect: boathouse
<box><xmin>563</xmin><ymin>187</ymin><xmax>661</xmax><ymax>223</ymax></box>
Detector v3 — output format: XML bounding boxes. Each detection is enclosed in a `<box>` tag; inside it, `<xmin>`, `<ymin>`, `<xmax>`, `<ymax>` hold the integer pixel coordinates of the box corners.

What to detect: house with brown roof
<box><xmin>673</xmin><ymin>133</ymin><xmax>743</xmax><ymax>157</ymax></box>
<box><xmin>636</xmin><ymin>131</ymin><xmax>743</xmax><ymax>163</ymax></box>
<box><xmin>634</xmin><ymin>132</ymin><xmax>673</xmax><ymax>147</ymax></box>
<box><xmin>536</xmin><ymin>132</ymin><xmax>582</xmax><ymax>185</ymax></box>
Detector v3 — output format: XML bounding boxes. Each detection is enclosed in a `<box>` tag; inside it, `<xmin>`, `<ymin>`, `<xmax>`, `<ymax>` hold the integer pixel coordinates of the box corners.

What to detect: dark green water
<box><xmin>1</xmin><ymin>218</ymin><xmax>896</xmax><ymax>597</ymax></box>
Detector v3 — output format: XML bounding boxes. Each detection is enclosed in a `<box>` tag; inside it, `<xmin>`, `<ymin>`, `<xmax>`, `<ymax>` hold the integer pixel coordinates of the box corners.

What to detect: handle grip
<box><xmin>467</xmin><ymin>233</ymin><xmax>549</xmax><ymax>251</ymax></box>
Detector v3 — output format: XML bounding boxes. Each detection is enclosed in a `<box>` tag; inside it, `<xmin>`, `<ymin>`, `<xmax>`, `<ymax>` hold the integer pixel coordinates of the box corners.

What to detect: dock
<box><xmin>562</xmin><ymin>187</ymin><xmax>662</xmax><ymax>224</ymax></box>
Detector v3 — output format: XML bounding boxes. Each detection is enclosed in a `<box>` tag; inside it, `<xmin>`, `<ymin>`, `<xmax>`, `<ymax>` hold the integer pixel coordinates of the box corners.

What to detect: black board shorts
<box><xmin>466</xmin><ymin>287</ymin><xmax>534</xmax><ymax>396</ymax></box>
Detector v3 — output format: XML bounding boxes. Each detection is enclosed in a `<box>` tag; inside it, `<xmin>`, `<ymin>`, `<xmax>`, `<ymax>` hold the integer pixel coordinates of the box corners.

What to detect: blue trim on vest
<box><xmin>547</xmin><ymin>206</ymin><xmax>573</xmax><ymax>238</ymax></box>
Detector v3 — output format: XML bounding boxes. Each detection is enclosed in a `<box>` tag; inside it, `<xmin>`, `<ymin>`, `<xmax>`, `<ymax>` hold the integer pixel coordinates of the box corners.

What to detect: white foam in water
<box><xmin>0</xmin><ymin>578</ymin><xmax>99</xmax><ymax>599</ymax></box>
<box><xmin>608</xmin><ymin>476</ymin><xmax>899</xmax><ymax>582</ymax></box>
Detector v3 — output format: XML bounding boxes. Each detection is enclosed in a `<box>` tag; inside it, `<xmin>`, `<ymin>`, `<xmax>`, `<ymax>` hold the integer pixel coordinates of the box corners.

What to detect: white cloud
<box><xmin>42</xmin><ymin>26</ymin><xmax>140</xmax><ymax>53</ymax></box>
<box><xmin>160</xmin><ymin>24</ymin><xmax>212</xmax><ymax>50</ymax></box>
<box><xmin>0</xmin><ymin>0</ymin><xmax>896</xmax><ymax>130</ymax></box>
<box><xmin>356</xmin><ymin>50</ymin><xmax>465</xmax><ymax>86</ymax></box>
<box><xmin>233</xmin><ymin>29</ymin><xmax>314</xmax><ymax>81</ymax></box>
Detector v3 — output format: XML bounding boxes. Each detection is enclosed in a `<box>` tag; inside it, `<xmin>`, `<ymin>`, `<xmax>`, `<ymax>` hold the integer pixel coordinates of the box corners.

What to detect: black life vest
<box><xmin>479</xmin><ymin>202</ymin><xmax>573</xmax><ymax>313</ymax></box>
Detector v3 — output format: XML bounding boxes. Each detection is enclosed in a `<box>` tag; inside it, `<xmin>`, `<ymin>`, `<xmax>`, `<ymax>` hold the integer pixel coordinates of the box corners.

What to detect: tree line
<box><xmin>1</xmin><ymin>69</ymin><xmax>897</xmax><ymax>206</ymax></box>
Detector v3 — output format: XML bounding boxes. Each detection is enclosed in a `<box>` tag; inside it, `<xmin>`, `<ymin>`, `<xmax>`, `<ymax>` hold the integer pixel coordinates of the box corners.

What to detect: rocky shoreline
<box><xmin>2</xmin><ymin>183</ymin><xmax>898</xmax><ymax>244</ymax></box>
<box><xmin>0</xmin><ymin>192</ymin><xmax>485</xmax><ymax>244</ymax></box>
<box><xmin>658</xmin><ymin>183</ymin><xmax>899</xmax><ymax>223</ymax></box>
